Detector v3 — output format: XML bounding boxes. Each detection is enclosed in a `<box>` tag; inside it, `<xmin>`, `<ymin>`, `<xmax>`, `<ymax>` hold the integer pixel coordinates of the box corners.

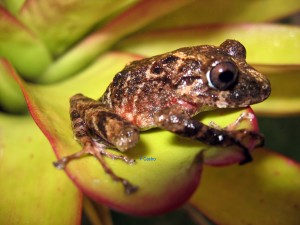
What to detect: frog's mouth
<box><xmin>171</xmin><ymin>97</ymin><xmax>199</xmax><ymax>113</ymax></box>
<box><xmin>172</xmin><ymin>96</ymin><xmax>217</xmax><ymax>115</ymax></box>
<box><xmin>173</xmin><ymin>97</ymin><xmax>197</xmax><ymax>109</ymax></box>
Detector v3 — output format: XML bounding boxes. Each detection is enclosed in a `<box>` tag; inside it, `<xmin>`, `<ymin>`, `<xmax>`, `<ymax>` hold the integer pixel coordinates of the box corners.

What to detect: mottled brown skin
<box><xmin>53</xmin><ymin>40</ymin><xmax>271</xmax><ymax>194</ymax></box>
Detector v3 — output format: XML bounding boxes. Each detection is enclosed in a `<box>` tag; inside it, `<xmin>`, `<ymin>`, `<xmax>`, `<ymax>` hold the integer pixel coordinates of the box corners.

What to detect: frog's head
<box><xmin>175</xmin><ymin>39</ymin><xmax>271</xmax><ymax>110</ymax></box>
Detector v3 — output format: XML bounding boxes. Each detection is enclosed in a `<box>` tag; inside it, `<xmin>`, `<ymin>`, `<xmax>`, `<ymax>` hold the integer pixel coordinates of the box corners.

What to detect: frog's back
<box><xmin>99</xmin><ymin>45</ymin><xmax>207</xmax><ymax>107</ymax></box>
<box><xmin>98</xmin><ymin>40</ymin><xmax>271</xmax><ymax>129</ymax></box>
<box><xmin>98</xmin><ymin>47</ymin><xmax>202</xmax><ymax>128</ymax></box>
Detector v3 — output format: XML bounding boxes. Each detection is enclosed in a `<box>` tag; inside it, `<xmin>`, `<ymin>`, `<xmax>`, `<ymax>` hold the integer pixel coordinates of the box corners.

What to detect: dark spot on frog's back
<box><xmin>112</xmin><ymin>72</ymin><xmax>124</xmax><ymax>87</ymax></box>
<box><xmin>178</xmin><ymin>58</ymin><xmax>201</xmax><ymax>73</ymax></box>
<box><xmin>151</xmin><ymin>62</ymin><xmax>163</xmax><ymax>74</ymax></box>
<box><xmin>150</xmin><ymin>55</ymin><xmax>180</xmax><ymax>75</ymax></box>
<box><xmin>162</xmin><ymin>55</ymin><xmax>180</xmax><ymax>64</ymax></box>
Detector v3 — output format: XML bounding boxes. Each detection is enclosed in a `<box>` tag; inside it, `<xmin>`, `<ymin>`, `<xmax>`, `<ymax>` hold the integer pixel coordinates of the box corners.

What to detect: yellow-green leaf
<box><xmin>19</xmin><ymin>0</ymin><xmax>138</xmax><ymax>56</ymax></box>
<box><xmin>190</xmin><ymin>148</ymin><xmax>300</xmax><ymax>225</ymax></box>
<box><xmin>1</xmin><ymin>0</ymin><xmax>25</xmax><ymax>14</ymax></box>
<box><xmin>148</xmin><ymin>0</ymin><xmax>300</xmax><ymax>29</ymax></box>
<box><xmin>253</xmin><ymin>65</ymin><xmax>300</xmax><ymax>115</ymax></box>
<box><xmin>8</xmin><ymin>52</ymin><xmax>260</xmax><ymax>215</ymax></box>
<box><xmin>117</xmin><ymin>24</ymin><xmax>300</xmax><ymax>65</ymax></box>
<box><xmin>38</xmin><ymin>0</ymin><xmax>192</xmax><ymax>83</ymax></box>
<box><xmin>0</xmin><ymin>114</ymin><xmax>82</xmax><ymax>225</ymax></box>
<box><xmin>0</xmin><ymin>6</ymin><xmax>52</xmax><ymax>80</ymax></box>
<box><xmin>117</xmin><ymin>24</ymin><xmax>300</xmax><ymax>115</ymax></box>
<box><xmin>0</xmin><ymin>58</ymin><xmax>27</xmax><ymax>113</ymax></box>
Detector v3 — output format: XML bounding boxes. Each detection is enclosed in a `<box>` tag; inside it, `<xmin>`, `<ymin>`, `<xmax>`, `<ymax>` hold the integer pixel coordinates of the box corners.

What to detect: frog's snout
<box><xmin>253</xmin><ymin>72</ymin><xmax>271</xmax><ymax>105</ymax></box>
<box><xmin>224</xmin><ymin>70</ymin><xmax>271</xmax><ymax>108</ymax></box>
<box><xmin>261</xmin><ymin>80</ymin><xmax>271</xmax><ymax>101</ymax></box>
<box><xmin>247</xmin><ymin>76</ymin><xmax>271</xmax><ymax>106</ymax></box>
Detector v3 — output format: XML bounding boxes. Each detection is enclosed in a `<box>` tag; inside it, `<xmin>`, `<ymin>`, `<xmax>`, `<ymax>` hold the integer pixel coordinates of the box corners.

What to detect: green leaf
<box><xmin>10</xmin><ymin>52</ymin><xmax>260</xmax><ymax>215</ymax></box>
<box><xmin>19</xmin><ymin>0</ymin><xmax>139</xmax><ymax>56</ymax></box>
<box><xmin>0</xmin><ymin>113</ymin><xmax>82</xmax><ymax>224</ymax></box>
<box><xmin>0</xmin><ymin>6</ymin><xmax>52</xmax><ymax>80</ymax></box>
<box><xmin>0</xmin><ymin>58</ymin><xmax>27</xmax><ymax>113</ymax></box>
<box><xmin>189</xmin><ymin>148</ymin><xmax>300</xmax><ymax>225</ymax></box>
<box><xmin>253</xmin><ymin>65</ymin><xmax>300</xmax><ymax>115</ymax></box>
<box><xmin>38</xmin><ymin>0</ymin><xmax>193</xmax><ymax>83</ymax></box>
<box><xmin>83</xmin><ymin>197</ymin><xmax>113</xmax><ymax>225</ymax></box>
<box><xmin>116</xmin><ymin>24</ymin><xmax>300</xmax><ymax>65</ymax></box>
<box><xmin>147</xmin><ymin>0</ymin><xmax>300</xmax><ymax>29</ymax></box>
<box><xmin>117</xmin><ymin>24</ymin><xmax>300</xmax><ymax>115</ymax></box>
<box><xmin>1</xmin><ymin>0</ymin><xmax>25</xmax><ymax>14</ymax></box>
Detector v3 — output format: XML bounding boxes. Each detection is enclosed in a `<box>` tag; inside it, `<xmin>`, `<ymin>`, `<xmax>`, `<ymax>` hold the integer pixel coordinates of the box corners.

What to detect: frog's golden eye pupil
<box><xmin>209</xmin><ymin>62</ymin><xmax>238</xmax><ymax>90</ymax></box>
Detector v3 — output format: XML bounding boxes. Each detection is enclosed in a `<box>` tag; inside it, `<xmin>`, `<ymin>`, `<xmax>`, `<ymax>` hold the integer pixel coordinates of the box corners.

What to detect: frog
<box><xmin>53</xmin><ymin>39</ymin><xmax>271</xmax><ymax>195</ymax></box>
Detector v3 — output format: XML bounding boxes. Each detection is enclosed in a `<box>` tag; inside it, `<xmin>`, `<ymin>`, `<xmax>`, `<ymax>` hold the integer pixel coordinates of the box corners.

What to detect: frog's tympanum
<box><xmin>54</xmin><ymin>40</ymin><xmax>271</xmax><ymax>194</ymax></box>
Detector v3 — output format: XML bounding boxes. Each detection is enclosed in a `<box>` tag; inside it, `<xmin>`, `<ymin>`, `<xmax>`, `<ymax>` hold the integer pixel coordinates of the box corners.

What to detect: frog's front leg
<box><xmin>155</xmin><ymin>110</ymin><xmax>264</xmax><ymax>165</ymax></box>
<box><xmin>53</xmin><ymin>94</ymin><xmax>139</xmax><ymax>194</ymax></box>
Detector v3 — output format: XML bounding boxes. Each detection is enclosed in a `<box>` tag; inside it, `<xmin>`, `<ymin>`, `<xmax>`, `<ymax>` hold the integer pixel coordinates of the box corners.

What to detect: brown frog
<box><xmin>53</xmin><ymin>40</ymin><xmax>271</xmax><ymax>194</ymax></box>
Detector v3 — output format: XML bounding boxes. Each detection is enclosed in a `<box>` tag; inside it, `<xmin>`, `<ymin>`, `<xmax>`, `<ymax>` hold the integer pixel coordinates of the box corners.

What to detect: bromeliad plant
<box><xmin>1</xmin><ymin>0</ymin><xmax>300</xmax><ymax>224</ymax></box>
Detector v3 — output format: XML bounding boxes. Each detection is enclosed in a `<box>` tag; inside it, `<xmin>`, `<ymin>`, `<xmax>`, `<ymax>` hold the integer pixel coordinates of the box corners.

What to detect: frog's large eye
<box><xmin>207</xmin><ymin>62</ymin><xmax>238</xmax><ymax>90</ymax></box>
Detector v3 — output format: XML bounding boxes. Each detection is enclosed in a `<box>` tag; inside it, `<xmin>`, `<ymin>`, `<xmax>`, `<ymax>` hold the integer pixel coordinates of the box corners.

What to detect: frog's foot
<box><xmin>155</xmin><ymin>111</ymin><xmax>263</xmax><ymax>165</ymax></box>
<box><xmin>100</xmin><ymin>150</ymin><xmax>135</xmax><ymax>164</ymax></box>
<box><xmin>208</xmin><ymin>112</ymin><xmax>261</xmax><ymax>164</ymax></box>
<box><xmin>225</xmin><ymin>112</ymin><xmax>255</xmax><ymax>131</ymax></box>
<box><xmin>91</xmin><ymin>144</ymin><xmax>138</xmax><ymax>194</ymax></box>
<box><xmin>208</xmin><ymin>112</ymin><xmax>255</xmax><ymax>131</ymax></box>
<box><xmin>53</xmin><ymin>149</ymin><xmax>89</xmax><ymax>169</ymax></box>
<box><xmin>93</xmin><ymin>142</ymin><xmax>135</xmax><ymax>164</ymax></box>
<box><xmin>229</xmin><ymin>129</ymin><xmax>265</xmax><ymax>164</ymax></box>
<box><xmin>208</xmin><ymin>121</ymin><xmax>222</xmax><ymax>129</ymax></box>
<box><xmin>53</xmin><ymin>142</ymin><xmax>138</xmax><ymax>194</ymax></box>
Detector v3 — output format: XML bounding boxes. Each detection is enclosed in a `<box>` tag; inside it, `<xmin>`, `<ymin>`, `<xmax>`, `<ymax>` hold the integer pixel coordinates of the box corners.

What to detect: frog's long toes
<box><xmin>99</xmin><ymin>149</ymin><xmax>135</xmax><ymax>165</ymax></box>
<box><xmin>122</xmin><ymin>180</ymin><xmax>139</xmax><ymax>195</ymax></box>
<box><xmin>252</xmin><ymin>132</ymin><xmax>265</xmax><ymax>148</ymax></box>
<box><xmin>124</xmin><ymin>157</ymin><xmax>135</xmax><ymax>165</ymax></box>
<box><xmin>239</xmin><ymin>147</ymin><xmax>253</xmax><ymax>165</ymax></box>
<box><xmin>256</xmin><ymin>138</ymin><xmax>264</xmax><ymax>148</ymax></box>
<box><xmin>53</xmin><ymin>159</ymin><xmax>67</xmax><ymax>169</ymax></box>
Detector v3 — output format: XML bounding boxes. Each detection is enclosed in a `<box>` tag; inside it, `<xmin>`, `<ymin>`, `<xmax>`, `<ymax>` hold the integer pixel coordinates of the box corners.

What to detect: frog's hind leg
<box><xmin>93</xmin><ymin>141</ymin><xmax>135</xmax><ymax>164</ymax></box>
<box><xmin>91</xmin><ymin>143</ymin><xmax>138</xmax><ymax>194</ymax></box>
<box><xmin>53</xmin><ymin>147</ymin><xmax>89</xmax><ymax>169</ymax></box>
<box><xmin>225</xmin><ymin>112</ymin><xmax>255</xmax><ymax>131</ymax></box>
<box><xmin>53</xmin><ymin>140</ymin><xmax>138</xmax><ymax>194</ymax></box>
<box><xmin>53</xmin><ymin>94</ymin><xmax>139</xmax><ymax>194</ymax></box>
<box><xmin>208</xmin><ymin>112</ymin><xmax>255</xmax><ymax>130</ymax></box>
